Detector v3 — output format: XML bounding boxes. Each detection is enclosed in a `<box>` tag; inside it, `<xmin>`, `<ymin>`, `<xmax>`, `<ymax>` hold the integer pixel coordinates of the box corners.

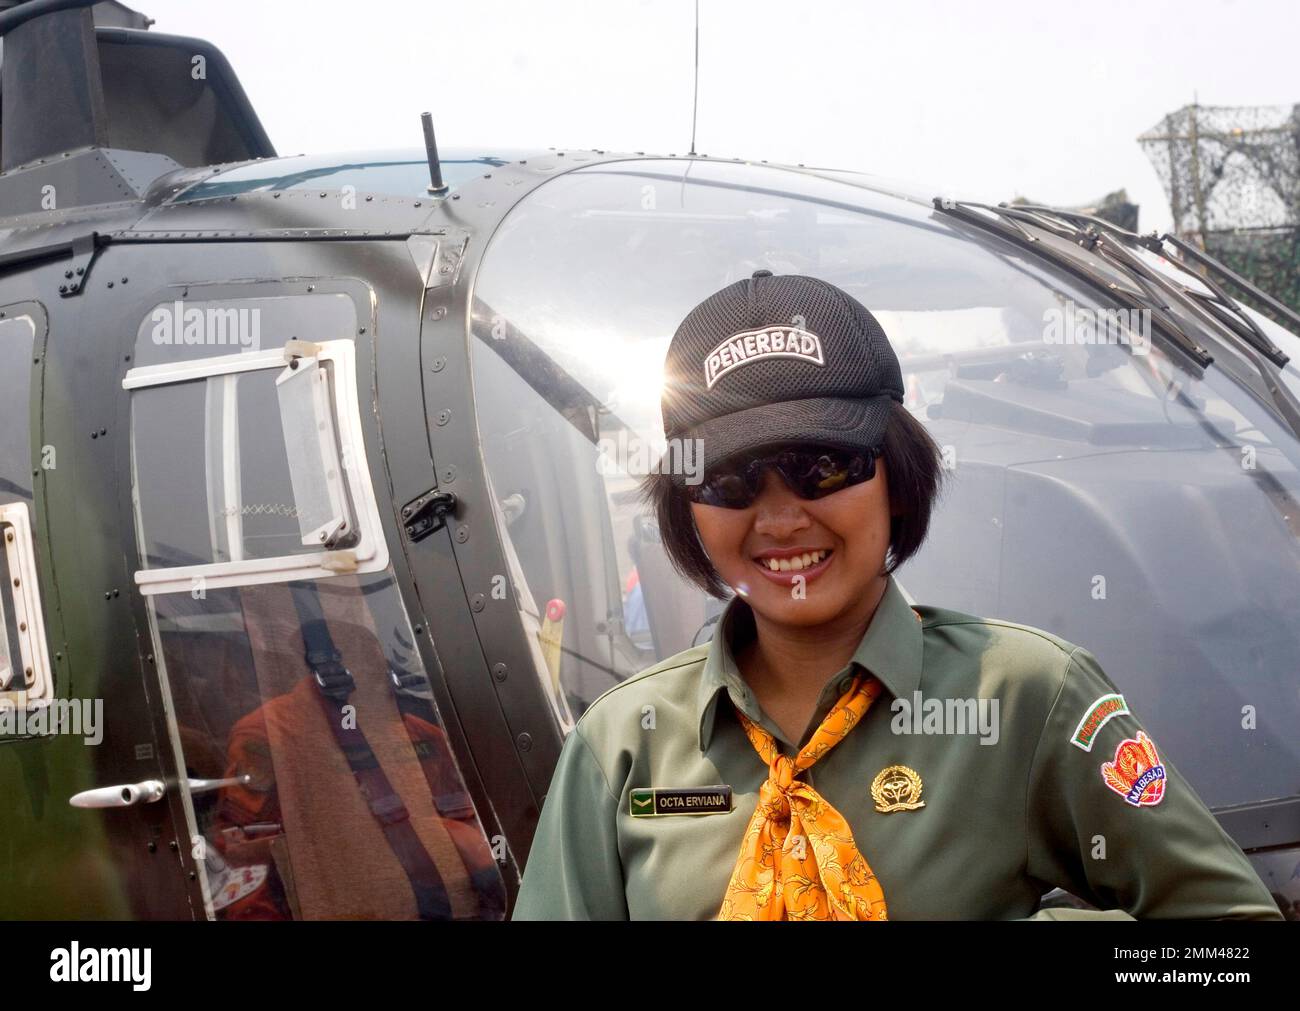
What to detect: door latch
<box><xmin>401</xmin><ymin>489</ymin><xmax>457</xmax><ymax>542</ymax></box>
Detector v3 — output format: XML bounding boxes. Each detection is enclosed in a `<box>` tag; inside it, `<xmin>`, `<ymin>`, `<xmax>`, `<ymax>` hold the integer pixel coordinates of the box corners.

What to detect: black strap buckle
<box><xmin>368</xmin><ymin>792</ymin><xmax>411</xmax><ymax>826</ymax></box>
<box><xmin>389</xmin><ymin>667</ymin><xmax>427</xmax><ymax>692</ymax></box>
<box><xmin>308</xmin><ymin>650</ymin><xmax>355</xmax><ymax>702</ymax></box>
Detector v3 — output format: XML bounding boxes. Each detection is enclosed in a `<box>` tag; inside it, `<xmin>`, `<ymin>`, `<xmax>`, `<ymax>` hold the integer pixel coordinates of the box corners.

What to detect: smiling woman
<box><xmin>511</xmin><ymin>271</ymin><xmax>1284</xmax><ymax>922</ymax></box>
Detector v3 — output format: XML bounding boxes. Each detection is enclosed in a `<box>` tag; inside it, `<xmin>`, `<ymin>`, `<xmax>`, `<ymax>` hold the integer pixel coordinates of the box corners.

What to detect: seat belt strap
<box><xmin>364</xmin><ymin>584</ymin><xmax>508</xmax><ymax>919</ymax></box>
<box><xmin>290</xmin><ymin>582</ymin><xmax>453</xmax><ymax>921</ymax></box>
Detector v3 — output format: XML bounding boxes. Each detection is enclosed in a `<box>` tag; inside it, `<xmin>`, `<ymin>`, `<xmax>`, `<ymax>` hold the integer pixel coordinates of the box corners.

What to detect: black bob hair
<box><xmin>637</xmin><ymin>401</ymin><xmax>946</xmax><ymax>599</ymax></box>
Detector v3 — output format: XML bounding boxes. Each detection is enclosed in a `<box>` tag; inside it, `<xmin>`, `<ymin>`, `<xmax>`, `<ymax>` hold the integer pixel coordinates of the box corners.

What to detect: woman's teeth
<box><xmin>760</xmin><ymin>549</ymin><xmax>831</xmax><ymax>572</ymax></box>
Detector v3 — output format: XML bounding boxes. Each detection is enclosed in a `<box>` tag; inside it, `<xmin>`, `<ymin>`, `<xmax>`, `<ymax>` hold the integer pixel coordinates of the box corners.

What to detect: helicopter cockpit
<box><xmin>465</xmin><ymin>158</ymin><xmax>1300</xmax><ymax>900</ymax></box>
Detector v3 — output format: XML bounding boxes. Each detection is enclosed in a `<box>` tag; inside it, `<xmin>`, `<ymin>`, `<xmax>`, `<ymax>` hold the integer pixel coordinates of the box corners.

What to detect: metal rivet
<box><xmin>430</xmin><ymin>357</ymin><xmax>445</xmax><ymax>372</ymax></box>
<box><xmin>454</xmin><ymin>525</ymin><xmax>469</xmax><ymax>543</ymax></box>
<box><xmin>436</xmin><ymin>409</ymin><xmax>451</xmax><ymax>426</ymax></box>
<box><xmin>432</xmin><ymin>306</ymin><xmax>447</xmax><ymax>319</ymax></box>
<box><xmin>470</xmin><ymin>593</ymin><xmax>485</xmax><ymax>612</ymax></box>
<box><xmin>441</xmin><ymin>465</ymin><xmax>456</xmax><ymax>483</ymax></box>
<box><xmin>517</xmin><ymin>733</ymin><xmax>533</xmax><ymax>752</ymax></box>
<box><xmin>169</xmin><ymin>840</ymin><xmax>179</xmax><ymax>851</ymax></box>
<box><xmin>147</xmin><ymin>841</ymin><xmax>157</xmax><ymax>853</ymax></box>
<box><xmin>492</xmin><ymin>663</ymin><xmax>508</xmax><ymax>683</ymax></box>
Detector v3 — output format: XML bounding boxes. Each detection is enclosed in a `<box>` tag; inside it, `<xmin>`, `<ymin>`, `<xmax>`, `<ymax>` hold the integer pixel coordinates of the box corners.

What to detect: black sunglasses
<box><xmin>685</xmin><ymin>443</ymin><xmax>883</xmax><ymax>509</ymax></box>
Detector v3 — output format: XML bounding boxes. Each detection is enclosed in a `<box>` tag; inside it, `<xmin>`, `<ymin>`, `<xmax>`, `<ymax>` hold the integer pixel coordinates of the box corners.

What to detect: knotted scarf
<box><xmin>717</xmin><ymin>672</ymin><xmax>888</xmax><ymax>920</ymax></box>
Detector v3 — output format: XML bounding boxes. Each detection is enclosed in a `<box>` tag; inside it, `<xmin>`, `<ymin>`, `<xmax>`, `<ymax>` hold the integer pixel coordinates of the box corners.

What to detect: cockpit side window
<box><xmin>125</xmin><ymin>335</ymin><xmax>387</xmax><ymax>594</ymax></box>
<box><xmin>0</xmin><ymin>312</ymin><xmax>53</xmax><ymax>711</ymax></box>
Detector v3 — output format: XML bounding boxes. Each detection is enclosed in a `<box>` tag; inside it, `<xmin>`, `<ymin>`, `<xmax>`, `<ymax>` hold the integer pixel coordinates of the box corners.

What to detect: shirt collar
<box><xmin>696</xmin><ymin>573</ymin><xmax>924</xmax><ymax>752</ymax></box>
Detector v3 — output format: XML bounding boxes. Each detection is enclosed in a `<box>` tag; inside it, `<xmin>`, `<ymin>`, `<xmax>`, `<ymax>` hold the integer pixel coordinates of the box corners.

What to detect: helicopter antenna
<box><xmin>688</xmin><ymin>0</ymin><xmax>699</xmax><ymax>156</ymax></box>
<box><xmin>421</xmin><ymin>112</ymin><xmax>448</xmax><ymax>196</ymax></box>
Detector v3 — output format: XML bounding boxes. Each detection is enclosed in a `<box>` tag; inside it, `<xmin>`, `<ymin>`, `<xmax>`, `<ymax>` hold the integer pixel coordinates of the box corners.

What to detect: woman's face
<box><xmin>689</xmin><ymin>453</ymin><xmax>894</xmax><ymax>628</ymax></box>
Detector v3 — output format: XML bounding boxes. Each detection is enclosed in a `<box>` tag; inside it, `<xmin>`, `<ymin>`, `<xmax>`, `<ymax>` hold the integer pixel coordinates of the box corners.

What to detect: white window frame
<box><xmin>0</xmin><ymin>501</ymin><xmax>54</xmax><ymax>707</ymax></box>
<box><xmin>275</xmin><ymin>354</ymin><xmax>354</xmax><ymax>549</ymax></box>
<box><xmin>124</xmin><ymin>339</ymin><xmax>389</xmax><ymax>595</ymax></box>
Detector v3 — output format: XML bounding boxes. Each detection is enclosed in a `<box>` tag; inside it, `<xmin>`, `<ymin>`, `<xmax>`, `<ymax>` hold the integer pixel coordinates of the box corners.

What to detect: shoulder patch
<box><xmin>1070</xmin><ymin>692</ymin><xmax>1130</xmax><ymax>751</ymax></box>
<box><xmin>1100</xmin><ymin>730</ymin><xmax>1166</xmax><ymax>807</ymax></box>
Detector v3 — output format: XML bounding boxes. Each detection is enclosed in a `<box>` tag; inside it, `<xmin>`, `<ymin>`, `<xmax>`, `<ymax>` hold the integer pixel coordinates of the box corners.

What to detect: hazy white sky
<box><xmin>144</xmin><ymin>0</ymin><xmax>1298</xmax><ymax>233</ymax></box>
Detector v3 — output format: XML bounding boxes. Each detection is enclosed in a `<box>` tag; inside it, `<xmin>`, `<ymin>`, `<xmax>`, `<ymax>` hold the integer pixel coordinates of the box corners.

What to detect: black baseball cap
<box><xmin>661</xmin><ymin>271</ymin><xmax>904</xmax><ymax>486</ymax></box>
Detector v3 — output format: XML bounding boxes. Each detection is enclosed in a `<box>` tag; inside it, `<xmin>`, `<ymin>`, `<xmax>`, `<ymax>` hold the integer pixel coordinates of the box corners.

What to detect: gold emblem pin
<box><xmin>871</xmin><ymin>764</ymin><xmax>925</xmax><ymax>813</ymax></box>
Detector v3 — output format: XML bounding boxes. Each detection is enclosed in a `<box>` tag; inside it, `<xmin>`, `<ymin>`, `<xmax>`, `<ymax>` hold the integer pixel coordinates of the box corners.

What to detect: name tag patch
<box><xmin>630</xmin><ymin>786</ymin><xmax>733</xmax><ymax>817</ymax></box>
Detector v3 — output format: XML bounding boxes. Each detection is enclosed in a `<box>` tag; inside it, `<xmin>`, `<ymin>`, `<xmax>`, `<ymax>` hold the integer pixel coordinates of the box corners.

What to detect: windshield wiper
<box><xmin>935</xmin><ymin>198</ymin><xmax>1300</xmax><ymax>441</ymax></box>
<box><xmin>933</xmin><ymin>198</ymin><xmax>1214</xmax><ymax>369</ymax></box>
<box><xmin>1149</xmin><ymin>231</ymin><xmax>1293</xmax><ymax>367</ymax></box>
<box><xmin>1011</xmin><ymin>204</ymin><xmax>1291</xmax><ymax>369</ymax></box>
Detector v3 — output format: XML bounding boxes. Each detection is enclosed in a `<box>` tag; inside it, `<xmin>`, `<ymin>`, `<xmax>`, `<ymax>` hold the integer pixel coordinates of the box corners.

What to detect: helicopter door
<box><xmin>121</xmin><ymin>312</ymin><xmax>504</xmax><ymax>919</ymax></box>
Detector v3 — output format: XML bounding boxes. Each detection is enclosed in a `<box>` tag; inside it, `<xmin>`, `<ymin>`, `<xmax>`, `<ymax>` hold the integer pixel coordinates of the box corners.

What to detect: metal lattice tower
<box><xmin>1139</xmin><ymin>103</ymin><xmax>1300</xmax><ymax>319</ymax></box>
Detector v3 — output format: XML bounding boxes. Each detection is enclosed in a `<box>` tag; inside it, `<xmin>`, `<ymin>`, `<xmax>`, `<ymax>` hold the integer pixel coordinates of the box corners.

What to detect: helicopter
<box><xmin>1</xmin><ymin>0</ymin><xmax>1297</xmax><ymax>921</ymax></box>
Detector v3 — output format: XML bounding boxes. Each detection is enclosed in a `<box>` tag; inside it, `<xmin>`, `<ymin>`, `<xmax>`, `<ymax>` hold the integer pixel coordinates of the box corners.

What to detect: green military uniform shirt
<box><xmin>512</xmin><ymin>574</ymin><xmax>1282</xmax><ymax>920</ymax></box>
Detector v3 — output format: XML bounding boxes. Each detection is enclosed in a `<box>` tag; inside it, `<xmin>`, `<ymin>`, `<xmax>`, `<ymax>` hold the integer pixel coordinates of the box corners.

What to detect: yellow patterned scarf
<box><xmin>718</xmin><ymin>672</ymin><xmax>888</xmax><ymax>920</ymax></box>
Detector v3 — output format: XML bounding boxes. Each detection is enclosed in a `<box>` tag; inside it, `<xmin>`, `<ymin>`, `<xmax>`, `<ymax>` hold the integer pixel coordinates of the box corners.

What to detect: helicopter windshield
<box><xmin>469</xmin><ymin>158</ymin><xmax>1300</xmax><ymax>812</ymax></box>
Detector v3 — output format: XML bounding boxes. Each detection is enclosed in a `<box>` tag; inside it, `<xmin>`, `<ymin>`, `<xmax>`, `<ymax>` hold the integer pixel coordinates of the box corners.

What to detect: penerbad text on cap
<box><xmin>703</xmin><ymin>325</ymin><xmax>825</xmax><ymax>389</ymax></box>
